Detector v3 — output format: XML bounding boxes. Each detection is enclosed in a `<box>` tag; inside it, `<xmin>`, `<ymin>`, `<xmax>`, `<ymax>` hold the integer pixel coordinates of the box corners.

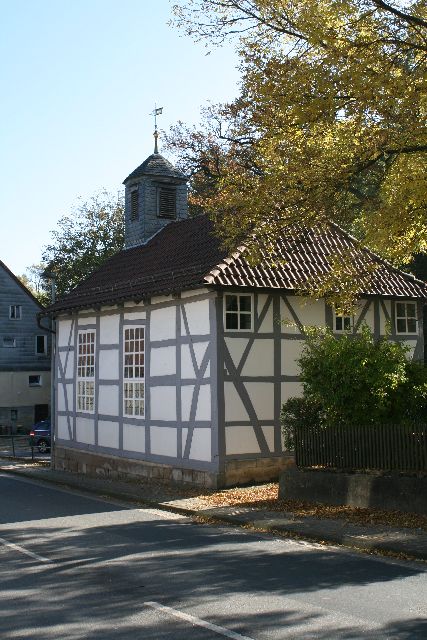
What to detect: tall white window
<box><xmin>224</xmin><ymin>294</ymin><xmax>253</xmax><ymax>331</ymax></box>
<box><xmin>123</xmin><ymin>326</ymin><xmax>145</xmax><ymax>417</ymax></box>
<box><xmin>9</xmin><ymin>305</ymin><xmax>22</xmax><ymax>319</ymax></box>
<box><xmin>396</xmin><ymin>301</ymin><xmax>417</xmax><ymax>334</ymax></box>
<box><xmin>77</xmin><ymin>330</ymin><xmax>95</xmax><ymax>413</ymax></box>
<box><xmin>35</xmin><ymin>335</ymin><xmax>47</xmax><ymax>354</ymax></box>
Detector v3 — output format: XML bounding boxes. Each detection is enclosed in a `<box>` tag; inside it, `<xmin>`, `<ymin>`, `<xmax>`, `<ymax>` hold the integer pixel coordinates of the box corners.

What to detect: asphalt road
<box><xmin>0</xmin><ymin>473</ymin><xmax>426</xmax><ymax>640</ymax></box>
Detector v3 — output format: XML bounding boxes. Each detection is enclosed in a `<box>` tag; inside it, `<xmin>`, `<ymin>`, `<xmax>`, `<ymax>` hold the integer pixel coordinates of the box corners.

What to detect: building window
<box><xmin>35</xmin><ymin>335</ymin><xmax>47</xmax><ymax>354</ymax></box>
<box><xmin>9</xmin><ymin>305</ymin><xmax>22</xmax><ymax>319</ymax></box>
<box><xmin>10</xmin><ymin>409</ymin><xmax>17</xmax><ymax>421</ymax></box>
<box><xmin>130</xmin><ymin>189</ymin><xmax>139</xmax><ymax>220</ymax></box>
<box><xmin>29</xmin><ymin>375</ymin><xmax>42</xmax><ymax>387</ymax></box>
<box><xmin>157</xmin><ymin>187</ymin><xmax>176</xmax><ymax>219</ymax></box>
<box><xmin>334</xmin><ymin>313</ymin><xmax>352</xmax><ymax>333</ymax></box>
<box><xmin>77</xmin><ymin>330</ymin><xmax>95</xmax><ymax>413</ymax></box>
<box><xmin>3</xmin><ymin>337</ymin><xmax>16</xmax><ymax>348</ymax></box>
<box><xmin>123</xmin><ymin>326</ymin><xmax>145</xmax><ymax>417</ymax></box>
<box><xmin>224</xmin><ymin>294</ymin><xmax>253</xmax><ymax>331</ymax></box>
<box><xmin>396</xmin><ymin>301</ymin><xmax>417</xmax><ymax>334</ymax></box>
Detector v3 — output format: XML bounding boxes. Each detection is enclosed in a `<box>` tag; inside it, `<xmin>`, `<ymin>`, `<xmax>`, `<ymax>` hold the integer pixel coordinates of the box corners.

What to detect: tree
<box><xmin>18</xmin><ymin>267</ymin><xmax>50</xmax><ymax>306</ymax></box>
<box><xmin>40</xmin><ymin>191</ymin><xmax>124</xmax><ymax>299</ymax></box>
<box><xmin>172</xmin><ymin>1</ymin><xmax>427</xmax><ymax>303</ymax></box>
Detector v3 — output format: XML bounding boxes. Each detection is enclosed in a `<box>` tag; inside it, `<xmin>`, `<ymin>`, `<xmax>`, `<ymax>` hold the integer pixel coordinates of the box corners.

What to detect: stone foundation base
<box><xmin>54</xmin><ymin>446</ymin><xmax>294</xmax><ymax>489</ymax></box>
<box><xmin>54</xmin><ymin>446</ymin><xmax>219</xmax><ymax>488</ymax></box>
<box><xmin>222</xmin><ymin>455</ymin><xmax>294</xmax><ymax>487</ymax></box>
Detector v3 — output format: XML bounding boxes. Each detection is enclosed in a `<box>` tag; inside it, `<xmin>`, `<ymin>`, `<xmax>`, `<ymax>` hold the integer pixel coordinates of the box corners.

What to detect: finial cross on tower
<box><xmin>150</xmin><ymin>105</ymin><xmax>163</xmax><ymax>154</ymax></box>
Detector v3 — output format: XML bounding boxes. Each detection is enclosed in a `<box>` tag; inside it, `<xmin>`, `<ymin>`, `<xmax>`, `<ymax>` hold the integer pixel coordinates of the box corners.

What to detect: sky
<box><xmin>0</xmin><ymin>0</ymin><xmax>240</xmax><ymax>277</ymax></box>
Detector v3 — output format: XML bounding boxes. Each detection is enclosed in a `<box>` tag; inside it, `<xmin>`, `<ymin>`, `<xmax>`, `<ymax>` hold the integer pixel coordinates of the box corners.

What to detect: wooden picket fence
<box><xmin>294</xmin><ymin>423</ymin><xmax>427</xmax><ymax>473</ymax></box>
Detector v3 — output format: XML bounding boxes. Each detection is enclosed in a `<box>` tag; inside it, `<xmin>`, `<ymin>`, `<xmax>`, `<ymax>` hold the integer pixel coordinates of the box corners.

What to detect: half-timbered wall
<box><xmin>55</xmin><ymin>289</ymin><xmax>218</xmax><ymax>476</ymax></box>
<box><xmin>218</xmin><ymin>292</ymin><xmax>424</xmax><ymax>463</ymax></box>
<box><xmin>55</xmin><ymin>288</ymin><xmax>424</xmax><ymax>485</ymax></box>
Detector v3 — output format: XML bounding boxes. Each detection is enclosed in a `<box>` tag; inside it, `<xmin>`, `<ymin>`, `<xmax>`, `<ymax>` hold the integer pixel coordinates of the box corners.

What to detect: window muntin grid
<box><xmin>77</xmin><ymin>331</ymin><xmax>95</xmax><ymax>413</ymax></box>
<box><xmin>334</xmin><ymin>313</ymin><xmax>352</xmax><ymax>333</ymax></box>
<box><xmin>396</xmin><ymin>302</ymin><xmax>417</xmax><ymax>334</ymax></box>
<box><xmin>123</xmin><ymin>326</ymin><xmax>145</xmax><ymax>417</ymax></box>
<box><xmin>224</xmin><ymin>294</ymin><xmax>253</xmax><ymax>331</ymax></box>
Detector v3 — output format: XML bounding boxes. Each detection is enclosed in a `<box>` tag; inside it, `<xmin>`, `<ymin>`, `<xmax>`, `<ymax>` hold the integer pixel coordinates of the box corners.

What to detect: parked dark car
<box><xmin>29</xmin><ymin>419</ymin><xmax>51</xmax><ymax>454</ymax></box>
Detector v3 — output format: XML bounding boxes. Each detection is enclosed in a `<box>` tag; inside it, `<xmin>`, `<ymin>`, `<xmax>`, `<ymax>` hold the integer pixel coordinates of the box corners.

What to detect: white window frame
<box><xmin>76</xmin><ymin>330</ymin><xmax>96</xmax><ymax>414</ymax></box>
<box><xmin>224</xmin><ymin>293</ymin><xmax>253</xmax><ymax>332</ymax></box>
<box><xmin>123</xmin><ymin>326</ymin><xmax>145</xmax><ymax>418</ymax></box>
<box><xmin>395</xmin><ymin>301</ymin><xmax>418</xmax><ymax>335</ymax></box>
<box><xmin>29</xmin><ymin>375</ymin><xmax>42</xmax><ymax>387</ymax></box>
<box><xmin>333</xmin><ymin>311</ymin><xmax>353</xmax><ymax>333</ymax></box>
<box><xmin>35</xmin><ymin>335</ymin><xmax>47</xmax><ymax>355</ymax></box>
<box><xmin>9</xmin><ymin>305</ymin><xmax>22</xmax><ymax>320</ymax></box>
<box><xmin>3</xmin><ymin>337</ymin><xmax>16</xmax><ymax>348</ymax></box>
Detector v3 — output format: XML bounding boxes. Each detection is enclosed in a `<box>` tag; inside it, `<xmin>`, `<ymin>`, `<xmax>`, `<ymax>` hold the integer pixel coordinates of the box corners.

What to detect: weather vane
<box><xmin>150</xmin><ymin>104</ymin><xmax>163</xmax><ymax>153</ymax></box>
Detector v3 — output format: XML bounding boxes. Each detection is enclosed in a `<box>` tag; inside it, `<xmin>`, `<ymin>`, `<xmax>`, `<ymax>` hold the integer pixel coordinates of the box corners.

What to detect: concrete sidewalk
<box><xmin>1</xmin><ymin>459</ymin><xmax>426</xmax><ymax>562</ymax></box>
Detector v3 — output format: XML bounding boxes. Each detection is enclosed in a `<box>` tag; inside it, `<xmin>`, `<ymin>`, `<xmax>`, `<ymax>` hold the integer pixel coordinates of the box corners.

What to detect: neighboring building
<box><xmin>0</xmin><ymin>261</ymin><xmax>51</xmax><ymax>432</ymax></box>
<box><xmin>44</xmin><ymin>147</ymin><xmax>427</xmax><ymax>487</ymax></box>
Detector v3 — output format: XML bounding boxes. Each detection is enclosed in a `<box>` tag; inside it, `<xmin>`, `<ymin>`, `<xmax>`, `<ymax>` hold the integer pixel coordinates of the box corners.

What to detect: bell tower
<box><xmin>123</xmin><ymin>116</ymin><xmax>188</xmax><ymax>249</ymax></box>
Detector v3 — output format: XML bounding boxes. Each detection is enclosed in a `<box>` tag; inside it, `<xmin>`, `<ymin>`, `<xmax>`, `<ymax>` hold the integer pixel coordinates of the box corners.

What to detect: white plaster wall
<box><xmin>257</xmin><ymin>294</ymin><xmax>274</xmax><ymax>332</ymax></box>
<box><xmin>150</xmin><ymin>386</ymin><xmax>176</xmax><ymax>420</ymax></box>
<box><xmin>189</xmin><ymin>428</ymin><xmax>211</xmax><ymax>461</ymax></box>
<box><xmin>181</xmin><ymin>385</ymin><xmax>194</xmax><ymax>422</ymax></box>
<box><xmin>123</xmin><ymin>310</ymin><xmax>146</xmax><ymax>320</ymax></box>
<box><xmin>224</xmin><ymin>382</ymin><xmax>248</xmax><ymax>422</ymax></box>
<box><xmin>181</xmin><ymin>345</ymin><xmax>196</xmax><ymax>378</ymax></box>
<box><xmin>151</xmin><ymin>295</ymin><xmax>173</xmax><ymax>304</ymax></box>
<box><xmin>181</xmin><ymin>342</ymin><xmax>210</xmax><ymax>378</ymax></box>
<box><xmin>281</xmin><ymin>381</ymin><xmax>303</xmax><ymax>403</ymax></box>
<box><xmin>58</xmin><ymin>384</ymin><xmax>73</xmax><ymax>412</ymax></box>
<box><xmin>99</xmin><ymin>350</ymin><xmax>119</xmax><ymax>379</ymax></box>
<box><xmin>99</xmin><ymin>315</ymin><xmax>120</xmax><ymax>343</ymax></box>
<box><xmin>98</xmin><ymin>420</ymin><xmax>119</xmax><ymax>449</ymax></box>
<box><xmin>182</xmin><ymin>299</ymin><xmax>210</xmax><ymax>336</ymax></box>
<box><xmin>76</xmin><ymin>417</ymin><xmax>95</xmax><ymax>445</ymax></box>
<box><xmin>380</xmin><ymin>300</ymin><xmax>392</xmax><ymax>334</ymax></box>
<box><xmin>98</xmin><ymin>385</ymin><xmax>119</xmax><ymax>416</ymax></box>
<box><xmin>358</xmin><ymin>300</ymin><xmax>375</xmax><ymax>331</ymax></box>
<box><xmin>241</xmin><ymin>339</ymin><xmax>274</xmax><ymax>377</ymax></box>
<box><xmin>195</xmin><ymin>384</ymin><xmax>211</xmax><ymax>421</ymax></box>
<box><xmin>225</xmin><ymin>338</ymin><xmax>247</xmax><ymax>370</ymax></box>
<box><xmin>123</xmin><ymin>424</ymin><xmax>145</xmax><ymax>452</ymax></box>
<box><xmin>261</xmin><ymin>425</ymin><xmax>275</xmax><ymax>452</ymax></box>
<box><xmin>244</xmin><ymin>382</ymin><xmax>275</xmax><ymax>420</ymax></box>
<box><xmin>150</xmin><ymin>305</ymin><xmax>176</xmax><ymax>341</ymax></box>
<box><xmin>151</xmin><ymin>426</ymin><xmax>177</xmax><ymax>457</ymax></box>
<box><xmin>181</xmin><ymin>428</ymin><xmax>188</xmax><ymax>454</ymax></box>
<box><xmin>57</xmin><ymin>415</ymin><xmax>70</xmax><ymax>440</ymax></box>
<box><xmin>281</xmin><ymin>340</ymin><xmax>305</xmax><ymax>376</ymax></box>
<box><xmin>78</xmin><ymin>316</ymin><xmax>96</xmax><ymax>326</ymax></box>
<box><xmin>181</xmin><ymin>288</ymin><xmax>209</xmax><ymax>299</ymax></box>
<box><xmin>402</xmin><ymin>339</ymin><xmax>417</xmax><ymax>359</ymax></box>
<box><xmin>181</xmin><ymin>384</ymin><xmax>211</xmax><ymax>422</ymax></box>
<box><xmin>59</xmin><ymin>351</ymin><xmax>74</xmax><ymax>379</ymax></box>
<box><xmin>150</xmin><ymin>345</ymin><xmax>176</xmax><ymax>376</ymax></box>
<box><xmin>281</xmin><ymin>297</ymin><xmax>325</xmax><ymax>329</ymax></box>
<box><xmin>58</xmin><ymin>319</ymin><xmax>73</xmax><ymax>347</ymax></box>
<box><xmin>226</xmin><ymin>425</ymin><xmax>260</xmax><ymax>455</ymax></box>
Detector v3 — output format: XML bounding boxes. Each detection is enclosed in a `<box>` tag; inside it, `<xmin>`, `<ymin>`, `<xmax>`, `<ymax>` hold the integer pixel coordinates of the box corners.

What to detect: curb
<box><xmin>1</xmin><ymin>464</ymin><xmax>426</xmax><ymax>563</ymax></box>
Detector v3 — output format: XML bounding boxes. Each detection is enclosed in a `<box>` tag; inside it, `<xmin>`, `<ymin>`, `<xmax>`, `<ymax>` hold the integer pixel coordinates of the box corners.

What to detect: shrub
<box><xmin>280</xmin><ymin>396</ymin><xmax>323</xmax><ymax>450</ymax></box>
<box><xmin>297</xmin><ymin>324</ymin><xmax>427</xmax><ymax>427</ymax></box>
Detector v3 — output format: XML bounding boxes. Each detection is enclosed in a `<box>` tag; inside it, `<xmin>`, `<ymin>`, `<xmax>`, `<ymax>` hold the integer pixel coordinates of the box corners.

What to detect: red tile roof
<box><xmin>46</xmin><ymin>215</ymin><xmax>427</xmax><ymax>314</ymax></box>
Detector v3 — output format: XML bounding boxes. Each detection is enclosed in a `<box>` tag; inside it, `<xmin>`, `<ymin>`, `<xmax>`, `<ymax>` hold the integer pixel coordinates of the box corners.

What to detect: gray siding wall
<box><xmin>0</xmin><ymin>265</ymin><xmax>50</xmax><ymax>372</ymax></box>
